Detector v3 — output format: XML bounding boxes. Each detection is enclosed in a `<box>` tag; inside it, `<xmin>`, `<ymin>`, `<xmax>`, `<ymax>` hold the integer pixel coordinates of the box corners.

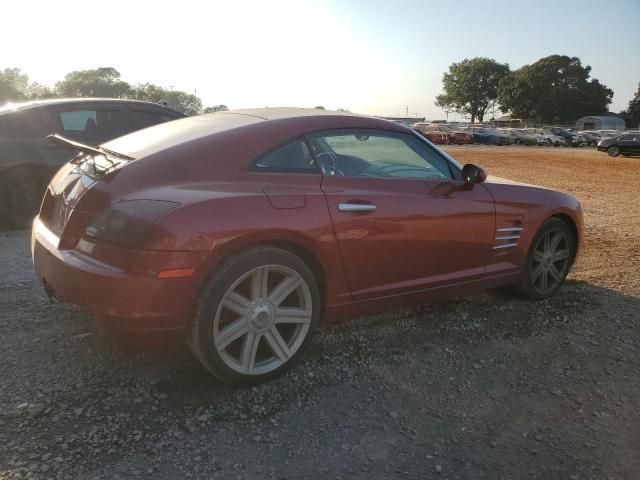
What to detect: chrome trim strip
<box><xmin>496</xmin><ymin>227</ymin><xmax>523</xmax><ymax>232</ymax></box>
<box><xmin>338</xmin><ymin>203</ymin><xmax>377</xmax><ymax>212</ymax></box>
<box><xmin>493</xmin><ymin>242</ymin><xmax>518</xmax><ymax>250</ymax></box>
<box><xmin>495</xmin><ymin>235</ymin><xmax>521</xmax><ymax>240</ymax></box>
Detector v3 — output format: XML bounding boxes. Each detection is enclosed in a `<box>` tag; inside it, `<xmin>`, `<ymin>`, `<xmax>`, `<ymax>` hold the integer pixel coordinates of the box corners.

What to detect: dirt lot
<box><xmin>1</xmin><ymin>146</ymin><xmax>639</xmax><ymax>479</ymax></box>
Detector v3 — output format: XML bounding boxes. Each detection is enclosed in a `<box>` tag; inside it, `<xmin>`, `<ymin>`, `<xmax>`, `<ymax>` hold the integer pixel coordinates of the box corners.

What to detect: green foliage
<box><xmin>0</xmin><ymin>66</ymin><xmax>206</xmax><ymax>115</ymax></box>
<box><xmin>55</xmin><ymin>67</ymin><xmax>131</xmax><ymax>98</ymax></box>
<box><xmin>435</xmin><ymin>58</ymin><xmax>510</xmax><ymax>123</ymax></box>
<box><xmin>497</xmin><ymin>55</ymin><xmax>613</xmax><ymax>124</ymax></box>
<box><xmin>131</xmin><ymin>83</ymin><xmax>202</xmax><ymax>116</ymax></box>
<box><xmin>0</xmin><ymin>68</ymin><xmax>31</xmax><ymax>103</ymax></box>
<box><xmin>620</xmin><ymin>82</ymin><xmax>640</xmax><ymax>128</ymax></box>
<box><xmin>203</xmin><ymin>104</ymin><xmax>229</xmax><ymax>113</ymax></box>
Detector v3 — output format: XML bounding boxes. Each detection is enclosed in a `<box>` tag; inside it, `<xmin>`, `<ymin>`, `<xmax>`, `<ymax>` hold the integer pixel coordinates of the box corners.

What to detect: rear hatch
<box><xmin>38</xmin><ymin>135</ymin><xmax>133</xmax><ymax>238</ymax></box>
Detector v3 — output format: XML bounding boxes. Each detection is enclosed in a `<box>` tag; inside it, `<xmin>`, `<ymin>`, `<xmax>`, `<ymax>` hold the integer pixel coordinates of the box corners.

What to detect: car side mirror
<box><xmin>462</xmin><ymin>163</ymin><xmax>487</xmax><ymax>184</ymax></box>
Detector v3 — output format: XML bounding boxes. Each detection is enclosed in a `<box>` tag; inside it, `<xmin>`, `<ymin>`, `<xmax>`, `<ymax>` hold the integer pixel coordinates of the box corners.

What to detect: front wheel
<box><xmin>517</xmin><ymin>218</ymin><xmax>575</xmax><ymax>300</ymax></box>
<box><xmin>607</xmin><ymin>146</ymin><xmax>620</xmax><ymax>157</ymax></box>
<box><xmin>189</xmin><ymin>246</ymin><xmax>321</xmax><ymax>384</ymax></box>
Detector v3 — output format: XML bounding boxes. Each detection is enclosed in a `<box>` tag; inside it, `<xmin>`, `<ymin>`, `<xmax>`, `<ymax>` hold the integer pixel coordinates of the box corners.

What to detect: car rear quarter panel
<box><xmin>134</xmin><ymin>175</ymin><xmax>352</xmax><ymax>313</ymax></box>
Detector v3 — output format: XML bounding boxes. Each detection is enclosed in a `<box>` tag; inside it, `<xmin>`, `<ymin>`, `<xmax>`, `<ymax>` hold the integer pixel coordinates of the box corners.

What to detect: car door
<box><xmin>306</xmin><ymin>129</ymin><xmax>496</xmax><ymax>301</ymax></box>
<box><xmin>620</xmin><ymin>134</ymin><xmax>640</xmax><ymax>154</ymax></box>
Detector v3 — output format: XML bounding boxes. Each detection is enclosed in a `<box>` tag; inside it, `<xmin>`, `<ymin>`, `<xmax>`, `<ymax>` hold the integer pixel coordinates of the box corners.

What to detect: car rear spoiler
<box><xmin>46</xmin><ymin>134</ymin><xmax>135</xmax><ymax>161</ymax></box>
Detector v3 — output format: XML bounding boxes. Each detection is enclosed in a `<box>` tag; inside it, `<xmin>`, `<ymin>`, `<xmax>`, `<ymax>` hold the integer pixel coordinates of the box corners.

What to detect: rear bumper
<box><xmin>31</xmin><ymin>218</ymin><xmax>206</xmax><ymax>334</ymax></box>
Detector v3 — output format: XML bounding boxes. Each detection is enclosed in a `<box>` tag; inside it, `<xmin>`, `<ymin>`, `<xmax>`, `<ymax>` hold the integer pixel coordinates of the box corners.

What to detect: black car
<box><xmin>0</xmin><ymin>98</ymin><xmax>184</xmax><ymax>170</ymax></box>
<box><xmin>0</xmin><ymin>98</ymin><xmax>185</xmax><ymax>229</ymax></box>
<box><xmin>597</xmin><ymin>133</ymin><xmax>640</xmax><ymax>157</ymax></box>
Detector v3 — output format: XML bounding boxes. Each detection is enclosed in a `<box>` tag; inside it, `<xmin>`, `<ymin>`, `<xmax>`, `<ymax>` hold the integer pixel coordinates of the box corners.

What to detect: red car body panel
<box><xmin>31</xmin><ymin>109</ymin><xmax>583</xmax><ymax>342</ymax></box>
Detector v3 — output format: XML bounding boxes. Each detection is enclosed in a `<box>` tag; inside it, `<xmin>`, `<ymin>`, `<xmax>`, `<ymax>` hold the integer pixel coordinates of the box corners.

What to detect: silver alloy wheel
<box><xmin>213</xmin><ymin>265</ymin><xmax>313</xmax><ymax>375</ymax></box>
<box><xmin>608</xmin><ymin>145</ymin><xmax>620</xmax><ymax>157</ymax></box>
<box><xmin>530</xmin><ymin>229</ymin><xmax>571</xmax><ymax>295</ymax></box>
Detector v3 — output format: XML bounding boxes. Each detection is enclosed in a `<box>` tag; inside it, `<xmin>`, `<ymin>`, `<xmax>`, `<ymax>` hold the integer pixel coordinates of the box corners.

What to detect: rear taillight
<box><xmin>85</xmin><ymin>200</ymin><xmax>179</xmax><ymax>248</ymax></box>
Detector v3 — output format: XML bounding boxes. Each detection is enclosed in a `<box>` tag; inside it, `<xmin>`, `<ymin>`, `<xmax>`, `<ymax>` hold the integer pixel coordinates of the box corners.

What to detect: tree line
<box><xmin>0</xmin><ymin>67</ymin><xmax>228</xmax><ymax>116</ymax></box>
<box><xmin>435</xmin><ymin>55</ymin><xmax>639</xmax><ymax>127</ymax></box>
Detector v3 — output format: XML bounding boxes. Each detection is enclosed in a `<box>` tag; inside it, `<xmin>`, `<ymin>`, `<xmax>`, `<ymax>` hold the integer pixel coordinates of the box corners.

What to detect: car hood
<box><xmin>484</xmin><ymin>175</ymin><xmax>547</xmax><ymax>190</ymax></box>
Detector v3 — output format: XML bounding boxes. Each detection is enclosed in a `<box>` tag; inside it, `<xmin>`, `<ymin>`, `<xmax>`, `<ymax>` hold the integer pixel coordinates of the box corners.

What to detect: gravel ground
<box><xmin>1</xmin><ymin>146</ymin><xmax>640</xmax><ymax>479</ymax></box>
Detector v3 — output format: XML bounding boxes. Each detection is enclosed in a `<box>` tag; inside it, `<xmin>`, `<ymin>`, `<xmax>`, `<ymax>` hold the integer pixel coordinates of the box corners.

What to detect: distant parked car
<box><xmin>578</xmin><ymin>131</ymin><xmax>605</xmax><ymax>147</ymax></box>
<box><xmin>597</xmin><ymin>133</ymin><xmax>640</xmax><ymax>157</ymax></box>
<box><xmin>438</xmin><ymin>125</ymin><xmax>473</xmax><ymax>144</ymax></box>
<box><xmin>548</xmin><ymin>127</ymin><xmax>587</xmax><ymax>147</ymax></box>
<box><xmin>595</xmin><ymin>130</ymin><xmax>621</xmax><ymax>138</ymax></box>
<box><xmin>411</xmin><ymin>124</ymin><xmax>449</xmax><ymax>144</ymax></box>
<box><xmin>422</xmin><ymin>124</ymin><xmax>472</xmax><ymax>144</ymax></box>
<box><xmin>498</xmin><ymin>128</ymin><xmax>537</xmax><ymax>146</ymax></box>
<box><xmin>523</xmin><ymin>128</ymin><xmax>565</xmax><ymax>146</ymax></box>
<box><xmin>464</xmin><ymin>127</ymin><xmax>510</xmax><ymax>146</ymax></box>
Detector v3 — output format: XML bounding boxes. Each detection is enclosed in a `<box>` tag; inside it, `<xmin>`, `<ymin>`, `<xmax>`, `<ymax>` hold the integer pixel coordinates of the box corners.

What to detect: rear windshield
<box><xmin>102</xmin><ymin>113</ymin><xmax>263</xmax><ymax>158</ymax></box>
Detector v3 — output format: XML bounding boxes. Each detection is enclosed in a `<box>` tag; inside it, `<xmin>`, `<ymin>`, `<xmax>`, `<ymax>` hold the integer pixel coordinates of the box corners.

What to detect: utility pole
<box><xmin>405</xmin><ymin>105</ymin><xmax>409</xmax><ymax>118</ymax></box>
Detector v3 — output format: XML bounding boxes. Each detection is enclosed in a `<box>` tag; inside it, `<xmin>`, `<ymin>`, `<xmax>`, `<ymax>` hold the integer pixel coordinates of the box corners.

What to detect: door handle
<box><xmin>338</xmin><ymin>203</ymin><xmax>376</xmax><ymax>212</ymax></box>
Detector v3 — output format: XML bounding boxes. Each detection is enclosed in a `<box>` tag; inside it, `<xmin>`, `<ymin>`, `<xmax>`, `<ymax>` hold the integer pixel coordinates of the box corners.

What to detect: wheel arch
<box><xmin>550</xmin><ymin>213</ymin><xmax>579</xmax><ymax>264</ymax></box>
<box><xmin>200</xmin><ymin>233</ymin><xmax>329</xmax><ymax>309</ymax></box>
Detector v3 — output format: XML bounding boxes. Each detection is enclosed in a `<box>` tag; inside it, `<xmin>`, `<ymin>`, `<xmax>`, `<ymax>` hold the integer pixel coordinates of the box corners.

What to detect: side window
<box><xmin>57</xmin><ymin>108</ymin><xmax>127</xmax><ymax>142</ymax></box>
<box><xmin>130</xmin><ymin>109</ymin><xmax>176</xmax><ymax>130</ymax></box>
<box><xmin>307</xmin><ymin>130</ymin><xmax>452</xmax><ymax>180</ymax></box>
<box><xmin>253</xmin><ymin>140</ymin><xmax>317</xmax><ymax>173</ymax></box>
<box><xmin>59</xmin><ymin>110</ymin><xmax>96</xmax><ymax>131</ymax></box>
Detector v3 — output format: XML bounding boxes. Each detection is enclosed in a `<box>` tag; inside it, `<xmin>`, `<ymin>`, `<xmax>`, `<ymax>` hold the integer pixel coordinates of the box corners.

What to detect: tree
<box><xmin>497</xmin><ymin>55</ymin><xmax>613</xmax><ymax>124</ymax></box>
<box><xmin>55</xmin><ymin>67</ymin><xmax>131</xmax><ymax>98</ymax></box>
<box><xmin>0</xmin><ymin>68</ymin><xmax>30</xmax><ymax>103</ymax></box>
<box><xmin>435</xmin><ymin>58</ymin><xmax>510</xmax><ymax>123</ymax></box>
<box><xmin>131</xmin><ymin>83</ymin><xmax>202</xmax><ymax>115</ymax></box>
<box><xmin>203</xmin><ymin>104</ymin><xmax>229</xmax><ymax>113</ymax></box>
<box><xmin>621</xmin><ymin>82</ymin><xmax>640</xmax><ymax>128</ymax></box>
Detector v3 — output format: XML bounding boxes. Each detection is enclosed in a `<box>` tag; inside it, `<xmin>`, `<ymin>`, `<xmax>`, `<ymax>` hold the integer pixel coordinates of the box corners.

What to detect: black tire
<box><xmin>516</xmin><ymin>218</ymin><xmax>575</xmax><ymax>301</ymax></box>
<box><xmin>189</xmin><ymin>246</ymin><xmax>321</xmax><ymax>385</ymax></box>
<box><xmin>515</xmin><ymin>138</ymin><xmax>521</xmax><ymax>145</ymax></box>
<box><xmin>607</xmin><ymin>145</ymin><xmax>620</xmax><ymax>157</ymax></box>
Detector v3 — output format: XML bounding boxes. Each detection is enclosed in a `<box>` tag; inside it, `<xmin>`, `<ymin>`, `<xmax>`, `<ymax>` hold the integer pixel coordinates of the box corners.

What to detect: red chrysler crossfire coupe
<box><xmin>32</xmin><ymin>108</ymin><xmax>583</xmax><ymax>384</ymax></box>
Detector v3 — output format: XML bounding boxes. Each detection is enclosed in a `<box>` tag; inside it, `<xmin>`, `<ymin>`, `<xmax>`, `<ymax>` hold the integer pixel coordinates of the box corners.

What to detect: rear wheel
<box><xmin>189</xmin><ymin>246</ymin><xmax>321</xmax><ymax>384</ymax></box>
<box><xmin>607</xmin><ymin>145</ymin><xmax>620</xmax><ymax>157</ymax></box>
<box><xmin>517</xmin><ymin>218</ymin><xmax>574</xmax><ymax>300</ymax></box>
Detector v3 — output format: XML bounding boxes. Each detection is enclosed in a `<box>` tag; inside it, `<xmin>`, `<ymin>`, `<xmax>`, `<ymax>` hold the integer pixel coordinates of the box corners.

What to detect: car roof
<box><xmin>221</xmin><ymin>107</ymin><xmax>360</xmax><ymax>121</ymax></box>
<box><xmin>0</xmin><ymin>98</ymin><xmax>183</xmax><ymax>116</ymax></box>
<box><xmin>102</xmin><ymin>108</ymin><xmax>403</xmax><ymax>159</ymax></box>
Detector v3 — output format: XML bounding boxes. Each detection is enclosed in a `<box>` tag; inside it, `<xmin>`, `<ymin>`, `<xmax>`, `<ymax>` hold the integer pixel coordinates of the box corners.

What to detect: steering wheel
<box><xmin>315</xmin><ymin>151</ymin><xmax>343</xmax><ymax>176</ymax></box>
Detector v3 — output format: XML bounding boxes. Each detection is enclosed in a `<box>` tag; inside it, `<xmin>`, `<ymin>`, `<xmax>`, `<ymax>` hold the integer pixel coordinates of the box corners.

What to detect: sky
<box><xmin>2</xmin><ymin>0</ymin><xmax>639</xmax><ymax>120</ymax></box>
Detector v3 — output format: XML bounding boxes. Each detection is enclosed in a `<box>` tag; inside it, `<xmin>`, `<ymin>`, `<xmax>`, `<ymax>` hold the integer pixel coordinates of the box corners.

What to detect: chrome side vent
<box><xmin>493</xmin><ymin>223</ymin><xmax>523</xmax><ymax>250</ymax></box>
